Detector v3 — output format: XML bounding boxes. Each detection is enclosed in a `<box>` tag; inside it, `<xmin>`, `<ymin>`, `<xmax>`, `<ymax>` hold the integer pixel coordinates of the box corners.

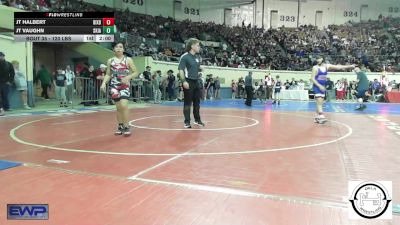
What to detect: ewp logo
<box><xmin>7</xmin><ymin>204</ymin><xmax>49</xmax><ymax>220</ymax></box>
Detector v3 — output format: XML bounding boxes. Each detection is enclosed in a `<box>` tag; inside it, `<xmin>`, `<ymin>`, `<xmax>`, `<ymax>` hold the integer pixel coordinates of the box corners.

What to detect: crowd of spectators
<box><xmin>116</xmin><ymin>11</ymin><xmax>400</xmax><ymax>72</ymax></box>
<box><xmin>2</xmin><ymin>0</ymin><xmax>400</xmax><ymax>72</ymax></box>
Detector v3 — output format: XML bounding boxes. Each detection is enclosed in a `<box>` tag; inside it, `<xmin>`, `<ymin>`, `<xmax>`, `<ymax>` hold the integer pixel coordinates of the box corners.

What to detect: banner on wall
<box><xmin>202</xmin><ymin>41</ymin><xmax>221</xmax><ymax>48</ymax></box>
<box><xmin>121</xmin><ymin>0</ymin><xmax>146</xmax><ymax>14</ymax></box>
<box><xmin>181</xmin><ymin>0</ymin><xmax>200</xmax><ymax>21</ymax></box>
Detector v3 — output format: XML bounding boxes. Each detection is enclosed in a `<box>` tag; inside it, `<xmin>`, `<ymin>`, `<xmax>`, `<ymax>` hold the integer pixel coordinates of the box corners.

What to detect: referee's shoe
<box><xmin>194</xmin><ymin>121</ymin><xmax>205</xmax><ymax>127</ymax></box>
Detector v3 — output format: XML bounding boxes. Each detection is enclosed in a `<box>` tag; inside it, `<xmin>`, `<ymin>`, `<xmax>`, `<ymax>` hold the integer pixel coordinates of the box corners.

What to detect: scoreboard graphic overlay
<box><xmin>14</xmin><ymin>12</ymin><xmax>115</xmax><ymax>42</ymax></box>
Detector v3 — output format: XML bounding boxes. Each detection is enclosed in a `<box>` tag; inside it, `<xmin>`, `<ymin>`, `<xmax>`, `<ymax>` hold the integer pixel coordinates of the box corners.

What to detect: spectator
<box><xmin>177</xmin><ymin>82</ymin><xmax>183</xmax><ymax>102</ymax></box>
<box><xmin>142</xmin><ymin>66</ymin><xmax>152</xmax><ymax>101</ymax></box>
<box><xmin>0</xmin><ymin>52</ymin><xmax>14</xmax><ymax>114</ymax></box>
<box><xmin>95</xmin><ymin>64</ymin><xmax>107</xmax><ymax>103</ymax></box>
<box><xmin>231</xmin><ymin>79</ymin><xmax>237</xmax><ymax>99</ymax></box>
<box><xmin>8</xmin><ymin>2</ymin><xmax>400</xmax><ymax>72</ymax></box>
<box><xmin>151</xmin><ymin>74</ymin><xmax>161</xmax><ymax>104</ymax></box>
<box><xmin>298</xmin><ymin>79</ymin><xmax>305</xmax><ymax>90</ymax></box>
<box><xmin>88</xmin><ymin>64</ymin><xmax>99</xmax><ymax>105</ymax></box>
<box><xmin>37</xmin><ymin>64</ymin><xmax>52</xmax><ymax>100</ymax></box>
<box><xmin>325</xmin><ymin>77</ymin><xmax>335</xmax><ymax>101</ymax></box>
<box><xmin>167</xmin><ymin>69</ymin><xmax>175</xmax><ymax>101</ymax></box>
<box><xmin>205</xmin><ymin>75</ymin><xmax>214</xmax><ymax>100</ymax></box>
<box><xmin>342</xmin><ymin>78</ymin><xmax>348</xmax><ymax>99</ymax></box>
<box><xmin>238</xmin><ymin>77</ymin><xmax>245</xmax><ymax>98</ymax></box>
<box><xmin>214</xmin><ymin>76</ymin><xmax>221</xmax><ymax>99</ymax></box>
<box><xmin>11</xmin><ymin>60</ymin><xmax>30</xmax><ymax>109</ymax></box>
<box><xmin>284</xmin><ymin>80</ymin><xmax>290</xmax><ymax>90</ymax></box>
<box><xmin>335</xmin><ymin>79</ymin><xmax>345</xmax><ymax>100</ymax></box>
<box><xmin>54</xmin><ymin>68</ymin><xmax>67</xmax><ymax>107</ymax></box>
<box><xmin>264</xmin><ymin>74</ymin><xmax>273</xmax><ymax>100</ymax></box>
<box><xmin>372</xmin><ymin>78</ymin><xmax>381</xmax><ymax>101</ymax></box>
<box><xmin>174</xmin><ymin>73</ymin><xmax>181</xmax><ymax>100</ymax></box>
<box><xmin>65</xmin><ymin>65</ymin><xmax>75</xmax><ymax>104</ymax></box>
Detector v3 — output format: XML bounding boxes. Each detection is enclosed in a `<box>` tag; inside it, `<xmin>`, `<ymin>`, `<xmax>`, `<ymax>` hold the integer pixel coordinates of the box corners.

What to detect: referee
<box><xmin>178</xmin><ymin>38</ymin><xmax>205</xmax><ymax>128</ymax></box>
<box><xmin>245</xmin><ymin>71</ymin><xmax>253</xmax><ymax>106</ymax></box>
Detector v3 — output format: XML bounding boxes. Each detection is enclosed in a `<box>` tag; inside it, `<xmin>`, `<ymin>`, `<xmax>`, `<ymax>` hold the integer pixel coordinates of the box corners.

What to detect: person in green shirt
<box><xmin>37</xmin><ymin>65</ymin><xmax>53</xmax><ymax>100</ymax></box>
<box><xmin>354</xmin><ymin>66</ymin><xmax>370</xmax><ymax>110</ymax></box>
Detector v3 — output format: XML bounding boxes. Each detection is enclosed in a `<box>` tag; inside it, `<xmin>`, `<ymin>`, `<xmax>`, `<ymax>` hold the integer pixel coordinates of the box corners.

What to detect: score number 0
<box><xmin>102</xmin><ymin>18</ymin><xmax>115</xmax><ymax>26</ymax></box>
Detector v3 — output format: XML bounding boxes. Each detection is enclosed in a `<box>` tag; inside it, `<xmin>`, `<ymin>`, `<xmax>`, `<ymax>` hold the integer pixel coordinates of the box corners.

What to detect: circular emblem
<box><xmin>349</xmin><ymin>182</ymin><xmax>391</xmax><ymax>219</ymax></box>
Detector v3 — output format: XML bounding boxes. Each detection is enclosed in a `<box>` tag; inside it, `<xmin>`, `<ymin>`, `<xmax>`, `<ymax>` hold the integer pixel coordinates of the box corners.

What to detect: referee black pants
<box><xmin>245</xmin><ymin>86</ymin><xmax>253</xmax><ymax>106</ymax></box>
<box><xmin>183</xmin><ymin>79</ymin><xmax>201</xmax><ymax>123</ymax></box>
